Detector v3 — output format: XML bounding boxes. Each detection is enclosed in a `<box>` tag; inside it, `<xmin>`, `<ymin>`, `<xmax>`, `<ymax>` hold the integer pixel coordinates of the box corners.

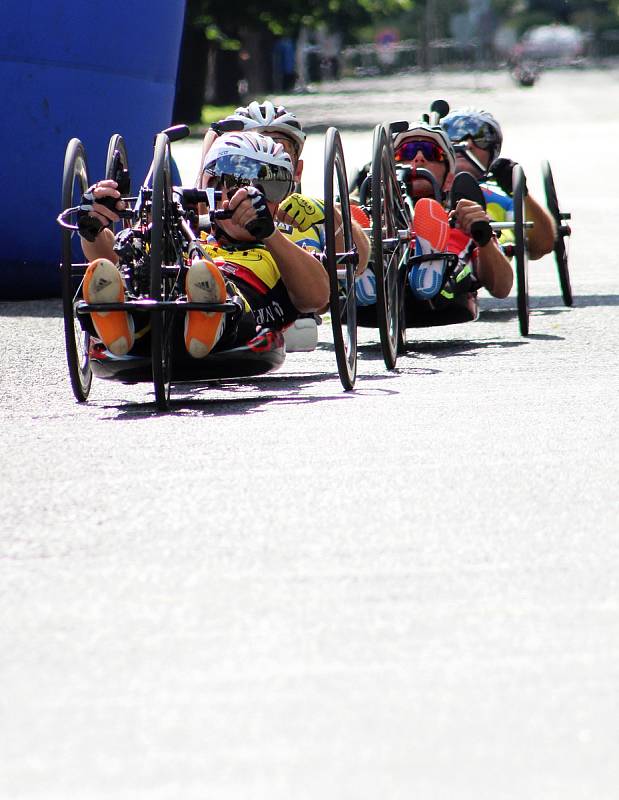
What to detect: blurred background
<box><xmin>173</xmin><ymin>0</ymin><xmax>619</xmax><ymax>122</ymax></box>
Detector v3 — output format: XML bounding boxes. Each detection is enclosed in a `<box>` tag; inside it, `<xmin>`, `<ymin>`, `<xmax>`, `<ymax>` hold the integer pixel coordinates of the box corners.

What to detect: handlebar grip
<box><xmin>161</xmin><ymin>124</ymin><xmax>190</xmax><ymax>143</ymax></box>
<box><xmin>212</xmin><ymin>209</ymin><xmax>233</xmax><ymax>220</ymax></box>
<box><xmin>181</xmin><ymin>188</ymin><xmax>209</xmax><ymax>205</ymax></box>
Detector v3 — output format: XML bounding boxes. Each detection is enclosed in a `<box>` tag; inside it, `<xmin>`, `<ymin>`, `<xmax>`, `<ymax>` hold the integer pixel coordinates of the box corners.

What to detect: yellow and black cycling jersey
<box><xmin>201</xmin><ymin>218</ymin><xmax>323</xmax><ymax>331</ymax></box>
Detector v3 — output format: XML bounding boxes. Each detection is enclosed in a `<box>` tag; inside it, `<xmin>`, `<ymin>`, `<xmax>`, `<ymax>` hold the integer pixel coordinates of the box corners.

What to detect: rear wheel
<box><xmin>61</xmin><ymin>138</ymin><xmax>93</xmax><ymax>401</ymax></box>
<box><xmin>150</xmin><ymin>133</ymin><xmax>175</xmax><ymax>410</ymax></box>
<box><xmin>513</xmin><ymin>164</ymin><xmax>529</xmax><ymax>336</ymax></box>
<box><xmin>324</xmin><ymin>127</ymin><xmax>357</xmax><ymax>390</ymax></box>
<box><xmin>542</xmin><ymin>160</ymin><xmax>573</xmax><ymax>306</ymax></box>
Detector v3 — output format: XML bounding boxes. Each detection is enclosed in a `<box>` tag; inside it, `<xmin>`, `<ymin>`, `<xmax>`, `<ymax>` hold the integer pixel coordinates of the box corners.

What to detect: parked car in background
<box><xmin>514</xmin><ymin>24</ymin><xmax>589</xmax><ymax>66</ymax></box>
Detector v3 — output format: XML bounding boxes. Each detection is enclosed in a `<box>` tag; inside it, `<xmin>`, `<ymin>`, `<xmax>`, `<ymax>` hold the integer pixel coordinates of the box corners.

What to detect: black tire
<box><xmin>150</xmin><ymin>133</ymin><xmax>174</xmax><ymax>410</ymax></box>
<box><xmin>324</xmin><ymin>127</ymin><xmax>357</xmax><ymax>390</ymax></box>
<box><xmin>61</xmin><ymin>138</ymin><xmax>93</xmax><ymax>401</ymax></box>
<box><xmin>513</xmin><ymin>164</ymin><xmax>529</xmax><ymax>336</ymax></box>
<box><xmin>371</xmin><ymin>124</ymin><xmax>400</xmax><ymax>369</ymax></box>
<box><xmin>541</xmin><ymin>160</ymin><xmax>573</xmax><ymax>307</ymax></box>
<box><xmin>105</xmin><ymin>134</ymin><xmax>130</xmax><ymax>231</ymax></box>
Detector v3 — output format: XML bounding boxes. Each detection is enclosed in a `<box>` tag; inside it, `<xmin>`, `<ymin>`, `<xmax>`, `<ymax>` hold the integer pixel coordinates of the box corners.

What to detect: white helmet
<box><xmin>392</xmin><ymin>122</ymin><xmax>456</xmax><ymax>175</ymax></box>
<box><xmin>226</xmin><ymin>100</ymin><xmax>306</xmax><ymax>155</ymax></box>
<box><xmin>202</xmin><ymin>131</ymin><xmax>294</xmax><ymax>203</ymax></box>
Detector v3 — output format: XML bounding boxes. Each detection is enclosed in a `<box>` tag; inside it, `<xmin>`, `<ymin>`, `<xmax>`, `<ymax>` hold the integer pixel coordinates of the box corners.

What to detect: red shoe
<box><xmin>184</xmin><ymin>259</ymin><xmax>227</xmax><ymax>358</ymax></box>
<box><xmin>83</xmin><ymin>259</ymin><xmax>134</xmax><ymax>355</ymax></box>
<box><xmin>413</xmin><ymin>198</ymin><xmax>449</xmax><ymax>251</ymax></box>
<box><xmin>409</xmin><ymin>199</ymin><xmax>451</xmax><ymax>299</ymax></box>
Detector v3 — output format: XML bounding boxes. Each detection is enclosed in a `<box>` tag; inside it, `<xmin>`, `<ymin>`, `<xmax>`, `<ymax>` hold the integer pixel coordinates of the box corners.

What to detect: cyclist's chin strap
<box><xmin>460</xmin><ymin>149</ymin><xmax>488</xmax><ymax>178</ymax></box>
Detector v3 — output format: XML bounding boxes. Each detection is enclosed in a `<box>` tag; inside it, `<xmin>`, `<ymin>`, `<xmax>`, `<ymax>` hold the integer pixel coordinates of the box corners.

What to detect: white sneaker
<box><xmin>283</xmin><ymin>316</ymin><xmax>319</xmax><ymax>352</ymax></box>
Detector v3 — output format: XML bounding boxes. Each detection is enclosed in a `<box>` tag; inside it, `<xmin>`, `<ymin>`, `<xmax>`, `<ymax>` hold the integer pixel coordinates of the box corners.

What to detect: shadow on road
<box><xmin>102</xmin><ymin>369</ymin><xmax>403</xmax><ymax>420</ymax></box>
<box><xmin>400</xmin><ymin>337</ymin><xmax>529</xmax><ymax>359</ymax></box>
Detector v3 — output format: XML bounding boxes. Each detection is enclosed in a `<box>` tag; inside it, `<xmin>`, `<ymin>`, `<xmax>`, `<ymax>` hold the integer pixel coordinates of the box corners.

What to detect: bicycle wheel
<box><xmin>542</xmin><ymin>160</ymin><xmax>573</xmax><ymax>307</ymax></box>
<box><xmin>61</xmin><ymin>138</ymin><xmax>93</xmax><ymax>401</ymax></box>
<box><xmin>324</xmin><ymin>127</ymin><xmax>357</xmax><ymax>390</ymax></box>
<box><xmin>371</xmin><ymin>124</ymin><xmax>400</xmax><ymax>369</ymax></box>
<box><xmin>150</xmin><ymin>132</ymin><xmax>175</xmax><ymax>410</ymax></box>
<box><xmin>513</xmin><ymin>164</ymin><xmax>529</xmax><ymax>336</ymax></box>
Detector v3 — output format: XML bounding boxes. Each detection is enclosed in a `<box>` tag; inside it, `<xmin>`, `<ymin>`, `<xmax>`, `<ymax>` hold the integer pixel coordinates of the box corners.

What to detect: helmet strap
<box><xmin>461</xmin><ymin>148</ymin><xmax>488</xmax><ymax>177</ymax></box>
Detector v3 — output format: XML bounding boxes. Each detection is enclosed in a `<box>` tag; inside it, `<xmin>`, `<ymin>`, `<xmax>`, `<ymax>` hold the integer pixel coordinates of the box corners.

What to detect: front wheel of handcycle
<box><xmin>61</xmin><ymin>138</ymin><xmax>93</xmax><ymax>402</ymax></box>
<box><xmin>513</xmin><ymin>164</ymin><xmax>530</xmax><ymax>336</ymax></box>
<box><xmin>105</xmin><ymin>134</ymin><xmax>130</xmax><ymax>232</ymax></box>
<box><xmin>150</xmin><ymin>132</ymin><xmax>175</xmax><ymax>410</ymax></box>
<box><xmin>541</xmin><ymin>159</ymin><xmax>572</xmax><ymax>307</ymax></box>
<box><xmin>371</xmin><ymin>124</ymin><xmax>401</xmax><ymax>370</ymax></box>
<box><xmin>324</xmin><ymin>127</ymin><xmax>357</xmax><ymax>390</ymax></box>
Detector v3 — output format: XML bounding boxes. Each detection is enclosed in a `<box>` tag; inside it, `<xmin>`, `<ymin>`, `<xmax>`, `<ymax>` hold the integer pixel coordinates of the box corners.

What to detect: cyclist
<box><xmin>356</xmin><ymin>120</ymin><xmax>513</xmax><ymax>327</ymax></box>
<box><xmin>79</xmin><ymin>131</ymin><xmax>330</xmax><ymax>359</ymax></box>
<box><xmin>440</xmin><ymin>107</ymin><xmax>555</xmax><ymax>260</ymax></box>
<box><xmin>197</xmin><ymin>100</ymin><xmax>370</xmax><ymax>350</ymax></box>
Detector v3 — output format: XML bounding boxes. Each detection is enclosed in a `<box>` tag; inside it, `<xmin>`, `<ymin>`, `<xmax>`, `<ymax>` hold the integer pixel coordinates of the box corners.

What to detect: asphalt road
<box><xmin>1</xmin><ymin>68</ymin><xmax>618</xmax><ymax>799</ymax></box>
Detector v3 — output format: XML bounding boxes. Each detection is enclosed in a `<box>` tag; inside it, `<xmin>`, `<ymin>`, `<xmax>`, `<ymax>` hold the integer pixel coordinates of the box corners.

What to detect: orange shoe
<box><xmin>184</xmin><ymin>259</ymin><xmax>227</xmax><ymax>358</ymax></box>
<box><xmin>83</xmin><ymin>259</ymin><xmax>134</xmax><ymax>355</ymax></box>
<box><xmin>350</xmin><ymin>203</ymin><xmax>371</xmax><ymax>229</ymax></box>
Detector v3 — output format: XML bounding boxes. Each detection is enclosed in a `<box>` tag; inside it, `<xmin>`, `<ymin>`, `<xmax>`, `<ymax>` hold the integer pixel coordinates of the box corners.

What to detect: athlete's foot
<box><xmin>409</xmin><ymin>198</ymin><xmax>450</xmax><ymax>299</ymax></box>
<box><xmin>184</xmin><ymin>259</ymin><xmax>227</xmax><ymax>358</ymax></box>
<box><xmin>83</xmin><ymin>258</ymin><xmax>134</xmax><ymax>355</ymax></box>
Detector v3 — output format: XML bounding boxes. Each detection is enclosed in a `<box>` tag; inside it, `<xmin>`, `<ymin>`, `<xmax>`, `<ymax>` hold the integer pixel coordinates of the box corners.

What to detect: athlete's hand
<box><xmin>488</xmin><ymin>157</ymin><xmax>528</xmax><ymax>197</ymax></box>
<box><xmin>277</xmin><ymin>194</ymin><xmax>325</xmax><ymax>231</ymax></box>
<box><xmin>77</xmin><ymin>180</ymin><xmax>125</xmax><ymax>241</ymax></box>
<box><xmin>449</xmin><ymin>199</ymin><xmax>493</xmax><ymax>247</ymax></box>
<box><xmin>226</xmin><ymin>186</ymin><xmax>275</xmax><ymax>240</ymax></box>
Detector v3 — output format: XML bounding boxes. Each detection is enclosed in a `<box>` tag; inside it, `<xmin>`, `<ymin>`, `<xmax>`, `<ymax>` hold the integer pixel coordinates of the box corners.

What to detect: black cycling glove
<box><xmin>488</xmin><ymin>157</ymin><xmax>528</xmax><ymax>197</ymax></box>
<box><xmin>245</xmin><ymin>186</ymin><xmax>275</xmax><ymax>240</ymax></box>
<box><xmin>76</xmin><ymin>190</ymin><xmax>119</xmax><ymax>242</ymax></box>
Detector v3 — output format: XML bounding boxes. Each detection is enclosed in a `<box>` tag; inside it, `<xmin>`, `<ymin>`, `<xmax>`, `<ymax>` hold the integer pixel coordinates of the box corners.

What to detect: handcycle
<box><xmin>57</xmin><ymin>125</ymin><xmax>358</xmax><ymax>410</ymax></box>
<box><xmin>416</xmin><ymin>98</ymin><xmax>573</xmax><ymax>335</ymax></box>
<box><xmin>353</xmin><ymin>110</ymin><xmax>531</xmax><ymax>356</ymax></box>
<box><xmin>357</xmin><ymin>124</ymin><xmax>571</xmax><ymax>341</ymax></box>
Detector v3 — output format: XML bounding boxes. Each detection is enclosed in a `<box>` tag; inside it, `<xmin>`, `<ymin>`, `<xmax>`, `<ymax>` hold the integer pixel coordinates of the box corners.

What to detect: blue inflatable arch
<box><xmin>0</xmin><ymin>1</ymin><xmax>186</xmax><ymax>299</ymax></box>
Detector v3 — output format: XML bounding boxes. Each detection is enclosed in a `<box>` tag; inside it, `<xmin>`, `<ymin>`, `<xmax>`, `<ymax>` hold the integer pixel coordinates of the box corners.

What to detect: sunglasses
<box><xmin>442</xmin><ymin>118</ymin><xmax>494</xmax><ymax>151</ymax></box>
<box><xmin>207</xmin><ymin>172</ymin><xmax>292</xmax><ymax>204</ymax></box>
<box><xmin>394</xmin><ymin>141</ymin><xmax>447</xmax><ymax>163</ymax></box>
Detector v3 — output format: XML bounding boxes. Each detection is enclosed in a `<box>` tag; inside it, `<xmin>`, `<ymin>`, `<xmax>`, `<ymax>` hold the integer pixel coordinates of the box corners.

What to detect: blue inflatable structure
<box><xmin>0</xmin><ymin>1</ymin><xmax>186</xmax><ymax>299</ymax></box>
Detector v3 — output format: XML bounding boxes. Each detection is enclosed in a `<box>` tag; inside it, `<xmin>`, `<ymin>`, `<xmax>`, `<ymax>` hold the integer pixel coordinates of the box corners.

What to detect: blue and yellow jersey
<box><xmin>481</xmin><ymin>182</ymin><xmax>515</xmax><ymax>247</ymax></box>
